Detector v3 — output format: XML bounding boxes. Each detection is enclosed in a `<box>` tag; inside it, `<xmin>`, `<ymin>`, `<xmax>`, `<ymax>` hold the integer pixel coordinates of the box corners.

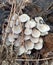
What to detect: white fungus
<box><xmin>25</xmin><ymin>40</ymin><xmax>34</xmax><ymax>50</ymax></box>
<box><xmin>24</xmin><ymin>28</ymin><xmax>32</xmax><ymax>35</ymax></box>
<box><xmin>19</xmin><ymin>14</ymin><xmax>30</xmax><ymax>22</ymax></box>
<box><xmin>34</xmin><ymin>38</ymin><xmax>43</xmax><ymax>50</ymax></box>
<box><xmin>32</xmin><ymin>28</ymin><xmax>40</xmax><ymax>38</ymax></box>
<box><xmin>25</xmin><ymin>19</ymin><xmax>36</xmax><ymax>28</ymax></box>
<box><xmin>30</xmin><ymin>37</ymin><xmax>39</xmax><ymax>43</ymax></box>
<box><xmin>37</xmin><ymin>24</ymin><xmax>50</xmax><ymax>32</ymax></box>
<box><xmin>12</xmin><ymin>25</ymin><xmax>22</xmax><ymax>34</ymax></box>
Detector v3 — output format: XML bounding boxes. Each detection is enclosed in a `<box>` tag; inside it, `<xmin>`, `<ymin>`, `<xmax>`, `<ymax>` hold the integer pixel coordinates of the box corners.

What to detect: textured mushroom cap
<box><xmin>30</xmin><ymin>37</ymin><xmax>39</xmax><ymax>43</ymax></box>
<box><xmin>26</xmin><ymin>50</ymin><xmax>31</xmax><ymax>54</ymax></box>
<box><xmin>12</xmin><ymin>25</ymin><xmax>22</xmax><ymax>34</ymax></box>
<box><xmin>25</xmin><ymin>19</ymin><xmax>36</xmax><ymax>28</ymax></box>
<box><xmin>11</xmin><ymin>13</ymin><xmax>18</xmax><ymax>21</ymax></box>
<box><xmin>25</xmin><ymin>40</ymin><xmax>34</xmax><ymax>50</ymax></box>
<box><xmin>35</xmin><ymin>17</ymin><xmax>44</xmax><ymax>23</ymax></box>
<box><xmin>32</xmin><ymin>29</ymin><xmax>40</xmax><ymax>38</ymax></box>
<box><xmin>8</xmin><ymin>33</ymin><xmax>14</xmax><ymax>42</ymax></box>
<box><xmin>34</xmin><ymin>38</ymin><xmax>43</xmax><ymax>50</ymax></box>
<box><xmin>18</xmin><ymin>45</ymin><xmax>25</xmax><ymax>55</ymax></box>
<box><xmin>24</xmin><ymin>35</ymin><xmax>31</xmax><ymax>40</ymax></box>
<box><xmin>40</xmin><ymin>32</ymin><xmax>48</xmax><ymax>36</ymax></box>
<box><xmin>37</xmin><ymin>24</ymin><xmax>50</xmax><ymax>32</ymax></box>
<box><xmin>24</xmin><ymin>28</ymin><xmax>32</xmax><ymax>35</ymax></box>
<box><xmin>19</xmin><ymin>14</ymin><xmax>30</xmax><ymax>22</ymax></box>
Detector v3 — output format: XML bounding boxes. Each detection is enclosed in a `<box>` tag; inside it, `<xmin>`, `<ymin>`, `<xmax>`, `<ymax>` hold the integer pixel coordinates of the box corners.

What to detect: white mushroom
<box><xmin>35</xmin><ymin>17</ymin><xmax>44</xmax><ymax>24</ymax></box>
<box><xmin>24</xmin><ymin>35</ymin><xmax>31</xmax><ymax>40</ymax></box>
<box><xmin>34</xmin><ymin>38</ymin><xmax>43</xmax><ymax>50</ymax></box>
<box><xmin>30</xmin><ymin>37</ymin><xmax>39</xmax><ymax>43</ymax></box>
<box><xmin>24</xmin><ymin>28</ymin><xmax>32</xmax><ymax>35</ymax></box>
<box><xmin>18</xmin><ymin>45</ymin><xmax>25</xmax><ymax>55</ymax></box>
<box><xmin>37</xmin><ymin>24</ymin><xmax>50</xmax><ymax>32</ymax></box>
<box><xmin>12</xmin><ymin>25</ymin><xmax>22</xmax><ymax>34</ymax></box>
<box><xmin>32</xmin><ymin>28</ymin><xmax>40</xmax><ymax>38</ymax></box>
<box><xmin>8</xmin><ymin>33</ymin><xmax>14</xmax><ymax>42</ymax></box>
<box><xmin>19</xmin><ymin>14</ymin><xmax>30</xmax><ymax>22</ymax></box>
<box><xmin>25</xmin><ymin>19</ymin><xmax>36</xmax><ymax>28</ymax></box>
<box><xmin>26</xmin><ymin>50</ymin><xmax>31</xmax><ymax>54</ymax></box>
<box><xmin>11</xmin><ymin>13</ymin><xmax>18</xmax><ymax>21</ymax></box>
<box><xmin>25</xmin><ymin>40</ymin><xmax>34</xmax><ymax>50</ymax></box>
<box><xmin>40</xmin><ymin>32</ymin><xmax>48</xmax><ymax>36</ymax></box>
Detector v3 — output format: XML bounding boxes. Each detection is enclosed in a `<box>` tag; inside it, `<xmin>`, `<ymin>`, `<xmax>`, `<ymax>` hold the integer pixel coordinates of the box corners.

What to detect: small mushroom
<box><xmin>37</xmin><ymin>24</ymin><xmax>50</xmax><ymax>32</ymax></box>
<box><xmin>30</xmin><ymin>36</ymin><xmax>39</xmax><ymax>43</ymax></box>
<box><xmin>26</xmin><ymin>50</ymin><xmax>31</xmax><ymax>54</ymax></box>
<box><xmin>40</xmin><ymin>32</ymin><xmax>48</xmax><ymax>36</ymax></box>
<box><xmin>25</xmin><ymin>40</ymin><xmax>34</xmax><ymax>50</ymax></box>
<box><xmin>25</xmin><ymin>19</ymin><xmax>36</xmax><ymax>28</ymax></box>
<box><xmin>35</xmin><ymin>17</ymin><xmax>44</xmax><ymax>24</ymax></box>
<box><xmin>18</xmin><ymin>45</ymin><xmax>25</xmax><ymax>55</ymax></box>
<box><xmin>8</xmin><ymin>33</ymin><xmax>14</xmax><ymax>42</ymax></box>
<box><xmin>24</xmin><ymin>28</ymin><xmax>32</xmax><ymax>35</ymax></box>
<box><xmin>11</xmin><ymin>13</ymin><xmax>18</xmax><ymax>21</ymax></box>
<box><xmin>19</xmin><ymin>14</ymin><xmax>30</xmax><ymax>22</ymax></box>
<box><xmin>32</xmin><ymin>28</ymin><xmax>40</xmax><ymax>38</ymax></box>
<box><xmin>12</xmin><ymin>25</ymin><xmax>22</xmax><ymax>34</ymax></box>
<box><xmin>24</xmin><ymin>35</ymin><xmax>31</xmax><ymax>40</ymax></box>
<box><xmin>34</xmin><ymin>38</ymin><xmax>43</xmax><ymax>50</ymax></box>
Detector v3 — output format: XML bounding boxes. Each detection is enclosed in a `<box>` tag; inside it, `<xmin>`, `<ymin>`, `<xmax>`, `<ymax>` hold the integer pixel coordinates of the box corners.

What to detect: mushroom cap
<box><xmin>37</xmin><ymin>24</ymin><xmax>50</xmax><ymax>32</ymax></box>
<box><xmin>25</xmin><ymin>19</ymin><xmax>36</xmax><ymax>28</ymax></box>
<box><xmin>40</xmin><ymin>32</ymin><xmax>48</xmax><ymax>36</ymax></box>
<box><xmin>24</xmin><ymin>35</ymin><xmax>31</xmax><ymax>40</ymax></box>
<box><xmin>8</xmin><ymin>33</ymin><xmax>14</xmax><ymax>42</ymax></box>
<box><xmin>32</xmin><ymin>29</ymin><xmax>40</xmax><ymax>38</ymax></box>
<box><xmin>11</xmin><ymin>13</ymin><xmax>18</xmax><ymax>21</ymax></box>
<box><xmin>25</xmin><ymin>40</ymin><xmax>34</xmax><ymax>50</ymax></box>
<box><xmin>34</xmin><ymin>38</ymin><xmax>43</xmax><ymax>50</ymax></box>
<box><xmin>18</xmin><ymin>45</ymin><xmax>25</xmax><ymax>55</ymax></box>
<box><xmin>19</xmin><ymin>14</ymin><xmax>30</xmax><ymax>22</ymax></box>
<box><xmin>26</xmin><ymin>50</ymin><xmax>31</xmax><ymax>54</ymax></box>
<box><xmin>35</xmin><ymin>17</ymin><xmax>44</xmax><ymax>24</ymax></box>
<box><xmin>24</xmin><ymin>28</ymin><xmax>32</xmax><ymax>35</ymax></box>
<box><xmin>12</xmin><ymin>25</ymin><xmax>22</xmax><ymax>34</ymax></box>
<box><xmin>30</xmin><ymin>37</ymin><xmax>39</xmax><ymax>43</ymax></box>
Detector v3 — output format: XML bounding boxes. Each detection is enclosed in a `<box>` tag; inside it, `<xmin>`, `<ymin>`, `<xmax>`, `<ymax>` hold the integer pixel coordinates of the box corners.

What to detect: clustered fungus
<box><xmin>4</xmin><ymin>13</ymin><xmax>50</xmax><ymax>56</ymax></box>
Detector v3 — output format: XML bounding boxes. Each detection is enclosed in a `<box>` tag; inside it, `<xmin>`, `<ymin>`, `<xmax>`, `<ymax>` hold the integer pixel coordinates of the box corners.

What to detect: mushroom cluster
<box><xmin>5</xmin><ymin>13</ymin><xmax>50</xmax><ymax>56</ymax></box>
